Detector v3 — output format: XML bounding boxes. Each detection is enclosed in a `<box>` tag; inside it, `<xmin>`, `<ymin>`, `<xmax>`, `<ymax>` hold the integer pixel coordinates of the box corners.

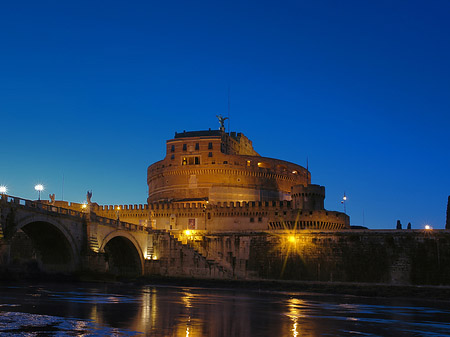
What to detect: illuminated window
<box><xmin>184</xmin><ymin>156</ymin><xmax>201</xmax><ymax>165</ymax></box>
<box><xmin>247</xmin><ymin>160</ymin><xmax>251</xmax><ymax>167</ymax></box>
<box><xmin>258</xmin><ymin>162</ymin><xmax>270</xmax><ymax>169</ymax></box>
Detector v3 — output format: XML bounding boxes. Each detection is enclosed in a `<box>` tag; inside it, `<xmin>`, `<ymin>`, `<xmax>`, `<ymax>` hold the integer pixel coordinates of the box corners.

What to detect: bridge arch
<box><xmin>99</xmin><ymin>231</ymin><xmax>144</xmax><ymax>277</ymax></box>
<box><xmin>13</xmin><ymin>215</ymin><xmax>80</xmax><ymax>273</ymax></box>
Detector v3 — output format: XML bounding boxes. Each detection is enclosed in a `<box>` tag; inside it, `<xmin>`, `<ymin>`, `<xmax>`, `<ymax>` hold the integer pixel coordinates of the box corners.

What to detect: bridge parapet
<box><xmin>1</xmin><ymin>195</ymin><xmax>85</xmax><ymax>219</ymax></box>
<box><xmin>1</xmin><ymin>194</ymin><xmax>147</xmax><ymax>231</ymax></box>
<box><xmin>89</xmin><ymin>213</ymin><xmax>147</xmax><ymax>232</ymax></box>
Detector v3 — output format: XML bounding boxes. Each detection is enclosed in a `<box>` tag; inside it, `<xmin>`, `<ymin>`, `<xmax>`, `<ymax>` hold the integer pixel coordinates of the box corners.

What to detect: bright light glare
<box><xmin>34</xmin><ymin>184</ymin><xmax>44</xmax><ymax>191</ymax></box>
<box><xmin>0</xmin><ymin>186</ymin><xmax>7</xmax><ymax>194</ymax></box>
<box><xmin>425</xmin><ymin>225</ymin><xmax>432</xmax><ymax>230</ymax></box>
<box><xmin>288</xmin><ymin>236</ymin><xmax>296</xmax><ymax>243</ymax></box>
<box><xmin>184</xmin><ymin>230</ymin><xmax>192</xmax><ymax>236</ymax></box>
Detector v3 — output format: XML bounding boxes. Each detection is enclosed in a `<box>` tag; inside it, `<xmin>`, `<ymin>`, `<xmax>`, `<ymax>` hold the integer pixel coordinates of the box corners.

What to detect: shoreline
<box><xmin>133</xmin><ymin>276</ymin><xmax>450</xmax><ymax>301</ymax></box>
<box><xmin>2</xmin><ymin>267</ymin><xmax>450</xmax><ymax>301</ymax></box>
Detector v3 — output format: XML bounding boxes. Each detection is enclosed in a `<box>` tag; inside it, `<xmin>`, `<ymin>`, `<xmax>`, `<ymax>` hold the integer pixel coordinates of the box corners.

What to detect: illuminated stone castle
<box><xmin>143</xmin><ymin>122</ymin><xmax>349</xmax><ymax>231</ymax></box>
<box><xmin>52</xmin><ymin>122</ymin><xmax>349</xmax><ymax>231</ymax></box>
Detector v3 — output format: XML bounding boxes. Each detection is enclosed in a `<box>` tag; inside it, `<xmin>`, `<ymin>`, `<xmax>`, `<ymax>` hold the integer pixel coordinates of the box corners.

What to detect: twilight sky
<box><xmin>1</xmin><ymin>1</ymin><xmax>449</xmax><ymax>229</ymax></box>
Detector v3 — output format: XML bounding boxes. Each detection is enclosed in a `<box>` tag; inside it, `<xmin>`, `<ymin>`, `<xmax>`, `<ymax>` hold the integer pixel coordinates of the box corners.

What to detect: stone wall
<box><xmin>157</xmin><ymin>230</ymin><xmax>450</xmax><ymax>285</ymax></box>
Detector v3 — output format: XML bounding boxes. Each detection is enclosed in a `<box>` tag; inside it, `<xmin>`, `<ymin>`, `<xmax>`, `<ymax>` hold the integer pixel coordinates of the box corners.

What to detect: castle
<box><xmin>50</xmin><ymin>121</ymin><xmax>349</xmax><ymax>231</ymax></box>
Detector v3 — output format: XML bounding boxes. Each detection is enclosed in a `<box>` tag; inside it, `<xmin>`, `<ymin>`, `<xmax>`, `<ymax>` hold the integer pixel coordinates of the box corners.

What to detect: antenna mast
<box><xmin>227</xmin><ymin>85</ymin><xmax>230</xmax><ymax>133</ymax></box>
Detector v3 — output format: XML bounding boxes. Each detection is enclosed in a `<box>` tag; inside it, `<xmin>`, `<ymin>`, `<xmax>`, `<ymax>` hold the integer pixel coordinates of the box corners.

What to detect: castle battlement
<box><xmin>97</xmin><ymin>204</ymin><xmax>148</xmax><ymax>211</ymax></box>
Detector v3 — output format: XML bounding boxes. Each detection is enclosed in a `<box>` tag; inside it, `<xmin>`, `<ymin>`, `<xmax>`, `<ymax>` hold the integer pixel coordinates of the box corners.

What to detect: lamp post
<box><xmin>34</xmin><ymin>184</ymin><xmax>44</xmax><ymax>201</ymax></box>
<box><xmin>0</xmin><ymin>186</ymin><xmax>7</xmax><ymax>201</ymax></box>
<box><xmin>341</xmin><ymin>193</ymin><xmax>347</xmax><ymax>214</ymax></box>
<box><xmin>203</xmin><ymin>200</ymin><xmax>209</xmax><ymax>231</ymax></box>
<box><xmin>116</xmin><ymin>206</ymin><xmax>120</xmax><ymax>221</ymax></box>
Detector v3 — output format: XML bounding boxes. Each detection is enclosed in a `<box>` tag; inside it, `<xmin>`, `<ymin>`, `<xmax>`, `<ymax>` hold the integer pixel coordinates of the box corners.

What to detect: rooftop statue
<box><xmin>87</xmin><ymin>190</ymin><xmax>93</xmax><ymax>204</ymax></box>
<box><xmin>216</xmin><ymin>114</ymin><xmax>228</xmax><ymax>131</ymax></box>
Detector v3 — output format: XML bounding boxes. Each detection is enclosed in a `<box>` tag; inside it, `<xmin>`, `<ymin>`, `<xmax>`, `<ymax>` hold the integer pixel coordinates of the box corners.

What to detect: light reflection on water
<box><xmin>0</xmin><ymin>283</ymin><xmax>449</xmax><ymax>336</ymax></box>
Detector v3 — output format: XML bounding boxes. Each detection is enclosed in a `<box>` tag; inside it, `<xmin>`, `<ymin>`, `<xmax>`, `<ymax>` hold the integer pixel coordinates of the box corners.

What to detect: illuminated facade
<box><xmin>145</xmin><ymin>128</ymin><xmax>349</xmax><ymax>231</ymax></box>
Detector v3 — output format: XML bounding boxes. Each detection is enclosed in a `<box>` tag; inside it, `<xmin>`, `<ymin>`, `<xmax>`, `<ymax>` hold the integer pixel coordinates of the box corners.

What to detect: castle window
<box><xmin>208</xmin><ymin>152</ymin><xmax>213</xmax><ymax>157</ymax></box>
<box><xmin>171</xmin><ymin>154</ymin><xmax>175</xmax><ymax>160</ymax></box>
<box><xmin>223</xmin><ymin>161</ymin><xmax>228</xmax><ymax>164</ymax></box>
<box><xmin>250</xmin><ymin>217</ymin><xmax>255</xmax><ymax>223</ymax></box>
<box><xmin>185</xmin><ymin>156</ymin><xmax>201</xmax><ymax>165</ymax></box>
<box><xmin>258</xmin><ymin>162</ymin><xmax>271</xmax><ymax>169</ymax></box>
<box><xmin>171</xmin><ymin>145</ymin><xmax>175</xmax><ymax>152</ymax></box>
<box><xmin>258</xmin><ymin>217</ymin><xmax>262</xmax><ymax>222</ymax></box>
<box><xmin>208</xmin><ymin>142</ymin><xmax>213</xmax><ymax>149</ymax></box>
<box><xmin>247</xmin><ymin>160</ymin><xmax>251</xmax><ymax>167</ymax></box>
<box><xmin>195</xmin><ymin>143</ymin><xmax>199</xmax><ymax>150</ymax></box>
<box><xmin>183</xmin><ymin>144</ymin><xmax>187</xmax><ymax>151</ymax></box>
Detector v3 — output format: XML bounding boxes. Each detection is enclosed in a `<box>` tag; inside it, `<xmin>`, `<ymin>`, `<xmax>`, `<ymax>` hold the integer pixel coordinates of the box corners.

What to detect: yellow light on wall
<box><xmin>184</xmin><ymin>230</ymin><xmax>192</xmax><ymax>236</ymax></box>
<box><xmin>288</xmin><ymin>236</ymin><xmax>296</xmax><ymax>243</ymax></box>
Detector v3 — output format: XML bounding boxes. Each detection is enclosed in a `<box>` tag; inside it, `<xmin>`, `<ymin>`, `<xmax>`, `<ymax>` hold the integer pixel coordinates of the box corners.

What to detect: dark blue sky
<box><xmin>1</xmin><ymin>1</ymin><xmax>449</xmax><ymax>229</ymax></box>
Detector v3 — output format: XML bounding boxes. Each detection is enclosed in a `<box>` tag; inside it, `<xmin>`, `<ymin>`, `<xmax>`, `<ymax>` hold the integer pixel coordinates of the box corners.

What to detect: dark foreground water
<box><xmin>0</xmin><ymin>283</ymin><xmax>449</xmax><ymax>336</ymax></box>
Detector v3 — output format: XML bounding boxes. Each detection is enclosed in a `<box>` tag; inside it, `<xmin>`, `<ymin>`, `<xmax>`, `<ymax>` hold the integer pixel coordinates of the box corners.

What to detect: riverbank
<box><xmin>2</xmin><ymin>266</ymin><xmax>450</xmax><ymax>301</ymax></box>
<box><xmin>134</xmin><ymin>276</ymin><xmax>450</xmax><ymax>301</ymax></box>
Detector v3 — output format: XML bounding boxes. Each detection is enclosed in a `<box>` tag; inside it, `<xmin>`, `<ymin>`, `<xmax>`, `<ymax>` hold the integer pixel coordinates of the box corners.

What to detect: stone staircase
<box><xmin>168</xmin><ymin>232</ymin><xmax>236</xmax><ymax>279</ymax></box>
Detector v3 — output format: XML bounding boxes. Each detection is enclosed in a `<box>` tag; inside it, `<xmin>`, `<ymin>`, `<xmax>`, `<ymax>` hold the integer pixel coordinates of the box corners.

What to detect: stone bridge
<box><xmin>0</xmin><ymin>195</ymin><xmax>231</xmax><ymax>279</ymax></box>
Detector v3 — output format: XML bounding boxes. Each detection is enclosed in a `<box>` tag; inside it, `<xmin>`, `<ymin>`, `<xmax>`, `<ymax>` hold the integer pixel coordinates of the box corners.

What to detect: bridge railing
<box><xmin>91</xmin><ymin>213</ymin><xmax>147</xmax><ymax>232</ymax></box>
<box><xmin>2</xmin><ymin>195</ymin><xmax>85</xmax><ymax>218</ymax></box>
<box><xmin>2</xmin><ymin>194</ymin><xmax>148</xmax><ymax>231</ymax></box>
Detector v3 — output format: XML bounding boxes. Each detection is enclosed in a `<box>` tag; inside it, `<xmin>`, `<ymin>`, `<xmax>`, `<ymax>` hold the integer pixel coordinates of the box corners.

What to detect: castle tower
<box><xmin>291</xmin><ymin>184</ymin><xmax>325</xmax><ymax>211</ymax></box>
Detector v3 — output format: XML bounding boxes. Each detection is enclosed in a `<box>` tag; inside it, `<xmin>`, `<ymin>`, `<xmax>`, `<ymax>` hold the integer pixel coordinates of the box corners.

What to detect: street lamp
<box><xmin>34</xmin><ymin>184</ymin><xmax>44</xmax><ymax>201</ymax></box>
<box><xmin>0</xmin><ymin>185</ymin><xmax>7</xmax><ymax>195</ymax></box>
<box><xmin>116</xmin><ymin>206</ymin><xmax>120</xmax><ymax>220</ymax></box>
<box><xmin>203</xmin><ymin>200</ymin><xmax>209</xmax><ymax>230</ymax></box>
<box><xmin>341</xmin><ymin>193</ymin><xmax>347</xmax><ymax>214</ymax></box>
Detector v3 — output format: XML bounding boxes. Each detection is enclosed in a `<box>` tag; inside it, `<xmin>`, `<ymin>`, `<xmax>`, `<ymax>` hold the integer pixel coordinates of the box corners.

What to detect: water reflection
<box><xmin>0</xmin><ymin>284</ymin><xmax>450</xmax><ymax>336</ymax></box>
<box><xmin>286</xmin><ymin>298</ymin><xmax>303</xmax><ymax>337</ymax></box>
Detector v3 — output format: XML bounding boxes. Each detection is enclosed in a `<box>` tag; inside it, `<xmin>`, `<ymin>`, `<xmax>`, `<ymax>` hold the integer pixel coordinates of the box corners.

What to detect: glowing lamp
<box><xmin>0</xmin><ymin>186</ymin><xmax>7</xmax><ymax>194</ymax></box>
<box><xmin>34</xmin><ymin>184</ymin><xmax>44</xmax><ymax>200</ymax></box>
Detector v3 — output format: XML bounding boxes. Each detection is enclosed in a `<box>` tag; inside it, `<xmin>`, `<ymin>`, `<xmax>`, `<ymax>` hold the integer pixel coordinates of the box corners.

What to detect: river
<box><xmin>0</xmin><ymin>282</ymin><xmax>449</xmax><ymax>336</ymax></box>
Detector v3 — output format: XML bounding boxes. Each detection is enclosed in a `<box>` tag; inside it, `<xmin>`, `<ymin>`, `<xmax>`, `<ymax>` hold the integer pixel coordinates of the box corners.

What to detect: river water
<box><xmin>0</xmin><ymin>282</ymin><xmax>449</xmax><ymax>336</ymax></box>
